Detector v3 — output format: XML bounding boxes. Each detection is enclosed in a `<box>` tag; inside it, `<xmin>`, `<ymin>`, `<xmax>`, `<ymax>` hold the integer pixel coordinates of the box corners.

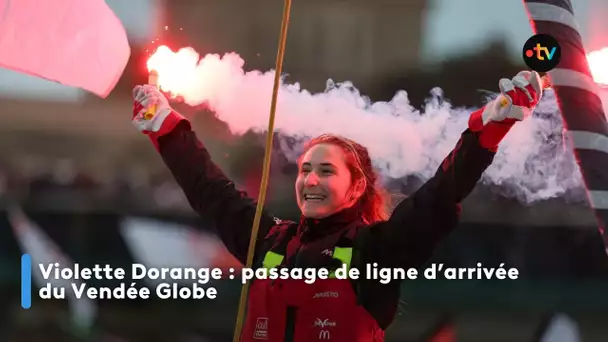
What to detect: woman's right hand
<box><xmin>132</xmin><ymin>84</ymin><xmax>186</xmax><ymax>136</ymax></box>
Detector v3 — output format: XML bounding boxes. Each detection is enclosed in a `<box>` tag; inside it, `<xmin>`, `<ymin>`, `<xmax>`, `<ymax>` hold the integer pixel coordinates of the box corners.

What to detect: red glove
<box><xmin>469</xmin><ymin>70</ymin><xmax>542</xmax><ymax>151</ymax></box>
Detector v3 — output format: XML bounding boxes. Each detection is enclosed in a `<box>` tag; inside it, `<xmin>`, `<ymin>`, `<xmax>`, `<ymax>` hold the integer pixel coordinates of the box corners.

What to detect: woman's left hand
<box><xmin>468</xmin><ymin>70</ymin><xmax>542</xmax><ymax>150</ymax></box>
<box><xmin>472</xmin><ymin>70</ymin><xmax>543</xmax><ymax>127</ymax></box>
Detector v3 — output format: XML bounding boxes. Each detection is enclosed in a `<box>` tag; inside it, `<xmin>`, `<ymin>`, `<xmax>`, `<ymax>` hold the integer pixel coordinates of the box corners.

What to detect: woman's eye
<box><xmin>321</xmin><ymin>169</ymin><xmax>334</xmax><ymax>175</ymax></box>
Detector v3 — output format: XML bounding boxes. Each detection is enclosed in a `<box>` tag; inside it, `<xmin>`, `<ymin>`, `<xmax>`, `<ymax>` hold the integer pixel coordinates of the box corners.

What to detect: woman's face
<box><xmin>295</xmin><ymin>143</ymin><xmax>353</xmax><ymax>219</ymax></box>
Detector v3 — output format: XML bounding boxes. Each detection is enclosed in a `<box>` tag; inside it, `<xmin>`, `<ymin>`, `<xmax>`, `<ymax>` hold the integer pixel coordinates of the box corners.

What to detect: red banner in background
<box><xmin>0</xmin><ymin>0</ymin><xmax>129</xmax><ymax>98</ymax></box>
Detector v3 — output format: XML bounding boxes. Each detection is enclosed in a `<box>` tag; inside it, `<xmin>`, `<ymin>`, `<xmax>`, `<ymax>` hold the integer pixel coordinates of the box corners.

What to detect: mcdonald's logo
<box><xmin>318</xmin><ymin>330</ymin><xmax>331</xmax><ymax>340</ymax></box>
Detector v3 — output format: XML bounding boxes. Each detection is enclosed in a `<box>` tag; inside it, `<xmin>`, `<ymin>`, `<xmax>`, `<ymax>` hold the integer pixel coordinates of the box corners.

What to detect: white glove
<box><xmin>132</xmin><ymin>84</ymin><xmax>174</xmax><ymax>133</ymax></box>
<box><xmin>468</xmin><ymin>70</ymin><xmax>543</xmax><ymax>150</ymax></box>
<box><xmin>479</xmin><ymin>70</ymin><xmax>543</xmax><ymax>125</ymax></box>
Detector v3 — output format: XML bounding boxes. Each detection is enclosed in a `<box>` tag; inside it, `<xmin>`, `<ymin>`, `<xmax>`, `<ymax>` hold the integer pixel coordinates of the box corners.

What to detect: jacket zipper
<box><xmin>283</xmin><ymin>244</ymin><xmax>301</xmax><ymax>341</ymax></box>
<box><xmin>283</xmin><ymin>306</ymin><xmax>297</xmax><ymax>342</ymax></box>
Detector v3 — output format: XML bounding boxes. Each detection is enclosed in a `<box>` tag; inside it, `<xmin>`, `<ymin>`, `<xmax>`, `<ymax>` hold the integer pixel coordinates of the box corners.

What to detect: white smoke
<box><xmin>156</xmin><ymin>48</ymin><xmax>608</xmax><ymax>204</ymax></box>
<box><xmin>481</xmin><ymin>90</ymin><xmax>587</xmax><ymax>203</ymax></box>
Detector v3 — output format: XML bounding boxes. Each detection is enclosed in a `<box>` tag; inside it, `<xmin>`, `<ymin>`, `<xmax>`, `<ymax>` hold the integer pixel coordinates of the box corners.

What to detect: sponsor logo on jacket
<box><xmin>253</xmin><ymin>317</ymin><xmax>268</xmax><ymax>340</ymax></box>
<box><xmin>313</xmin><ymin>291</ymin><xmax>339</xmax><ymax>299</ymax></box>
<box><xmin>319</xmin><ymin>330</ymin><xmax>331</xmax><ymax>340</ymax></box>
<box><xmin>314</xmin><ymin>319</ymin><xmax>336</xmax><ymax>340</ymax></box>
<box><xmin>314</xmin><ymin>318</ymin><xmax>336</xmax><ymax>328</ymax></box>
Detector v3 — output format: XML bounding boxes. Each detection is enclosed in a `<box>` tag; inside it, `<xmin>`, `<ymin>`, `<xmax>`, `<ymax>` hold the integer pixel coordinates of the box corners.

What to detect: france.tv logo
<box><xmin>523</xmin><ymin>34</ymin><xmax>561</xmax><ymax>72</ymax></box>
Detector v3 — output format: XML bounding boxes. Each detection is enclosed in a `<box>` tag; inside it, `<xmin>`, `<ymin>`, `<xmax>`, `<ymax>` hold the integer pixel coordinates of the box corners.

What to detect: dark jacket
<box><xmin>155</xmin><ymin>121</ymin><xmax>495</xmax><ymax>331</ymax></box>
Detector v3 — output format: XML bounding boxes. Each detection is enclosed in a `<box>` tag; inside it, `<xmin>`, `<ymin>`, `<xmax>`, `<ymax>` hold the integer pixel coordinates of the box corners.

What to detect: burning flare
<box><xmin>147</xmin><ymin>45</ymin><xmax>608</xmax><ymax>95</ymax></box>
<box><xmin>143</xmin><ymin>45</ymin><xmax>608</xmax><ymax>204</ymax></box>
<box><xmin>146</xmin><ymin>45</ymin><xmax>202</xmax><ymax>96</ymax></box>
<box><xmin>587</xmin><ymin>47</ymin><xmax>608</xmax><ymax>86</ymax></box>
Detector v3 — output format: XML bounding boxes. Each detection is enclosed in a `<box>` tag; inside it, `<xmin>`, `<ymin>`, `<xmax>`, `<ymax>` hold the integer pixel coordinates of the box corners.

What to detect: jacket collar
<box><xmin>298</xmin><ymin>205</ymin><xmax>363</xmax><ymax>242</ymax></box>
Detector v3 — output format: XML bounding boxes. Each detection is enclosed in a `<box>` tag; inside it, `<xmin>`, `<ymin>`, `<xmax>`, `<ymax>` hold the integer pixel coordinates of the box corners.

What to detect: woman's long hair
<box><xmin>299</xmin><ymin>134</ymin><xmax>391</xmax><ymax>224</ymax></box>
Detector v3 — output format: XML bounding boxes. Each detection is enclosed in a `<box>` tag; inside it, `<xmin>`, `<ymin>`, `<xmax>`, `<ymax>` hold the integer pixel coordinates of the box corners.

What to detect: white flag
<box><xmin>540</xmin><ymin>313</ymin><xmax>581</xmax><ymax>342</ymax></box>
<box><xmin>120</xmin><ymin>217</ymin><xmax>239</xmax><ymax>286</ymax></box>
<box><xmin>8</xmin><ymin>206</ymin><xmax>97</xmax><ymax>334</ymax></box>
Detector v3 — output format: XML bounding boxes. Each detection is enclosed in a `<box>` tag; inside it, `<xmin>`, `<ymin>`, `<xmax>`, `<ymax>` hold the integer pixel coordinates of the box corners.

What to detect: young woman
<box><xmin>131</xmin><ymin>70</ymin><xmax>542</xmax><ymax>341</ymax></box>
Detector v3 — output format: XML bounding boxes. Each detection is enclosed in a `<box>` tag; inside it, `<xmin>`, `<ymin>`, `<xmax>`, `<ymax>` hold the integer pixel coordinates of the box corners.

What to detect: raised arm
<box><xmin>360</xmin><ymin>71</ymin><xmax>543</xmax><ymax>270</ymax></box>
<box><xmin>132</xmin><ymin>85</ymin><xmax>280</xmax><ymax>264</ymax></box>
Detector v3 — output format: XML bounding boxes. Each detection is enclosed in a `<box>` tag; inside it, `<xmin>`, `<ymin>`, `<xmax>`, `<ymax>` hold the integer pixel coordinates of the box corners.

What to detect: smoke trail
<box><xmin>482</xmin><ymin>89</ymin><xmax>587</xmax><ymax>203</ymax></box>
<box><xmin>149</xmin><ymin>47</ymin><xmax>608</xmax><ymax>204</ymax></box>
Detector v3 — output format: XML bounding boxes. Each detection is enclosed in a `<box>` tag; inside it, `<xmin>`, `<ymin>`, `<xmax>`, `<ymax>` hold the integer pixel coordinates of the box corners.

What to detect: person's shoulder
<box><xmin>359</xmin><ymin>219</ymin><xmax>388</xmax><ymax>231</ymax></box>
<box><xmin>351</xmin><ymin>221</ymin><xmax>384</xmax><ymax>243</ymax></box>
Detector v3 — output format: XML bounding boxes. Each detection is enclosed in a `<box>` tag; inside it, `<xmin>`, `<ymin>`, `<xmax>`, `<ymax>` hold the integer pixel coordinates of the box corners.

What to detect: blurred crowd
<box><xmin>0</xmin><ymin>156</ymin><xmax>190</xmax><ymax>211</ymax></box>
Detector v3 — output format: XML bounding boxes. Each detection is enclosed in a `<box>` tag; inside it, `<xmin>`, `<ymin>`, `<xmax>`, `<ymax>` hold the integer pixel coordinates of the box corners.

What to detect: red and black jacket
<box><xmin>154</xmin><ymin>120</ymin><xmax>496</xmax><ymax>341</ymax></box>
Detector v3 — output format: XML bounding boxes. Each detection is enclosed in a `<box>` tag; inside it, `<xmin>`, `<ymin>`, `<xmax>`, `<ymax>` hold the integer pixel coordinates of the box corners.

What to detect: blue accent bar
<box><xmin>21</xmin><ymin>254</ymin><xmax>31</xmax><ymax>309</ymax></box>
